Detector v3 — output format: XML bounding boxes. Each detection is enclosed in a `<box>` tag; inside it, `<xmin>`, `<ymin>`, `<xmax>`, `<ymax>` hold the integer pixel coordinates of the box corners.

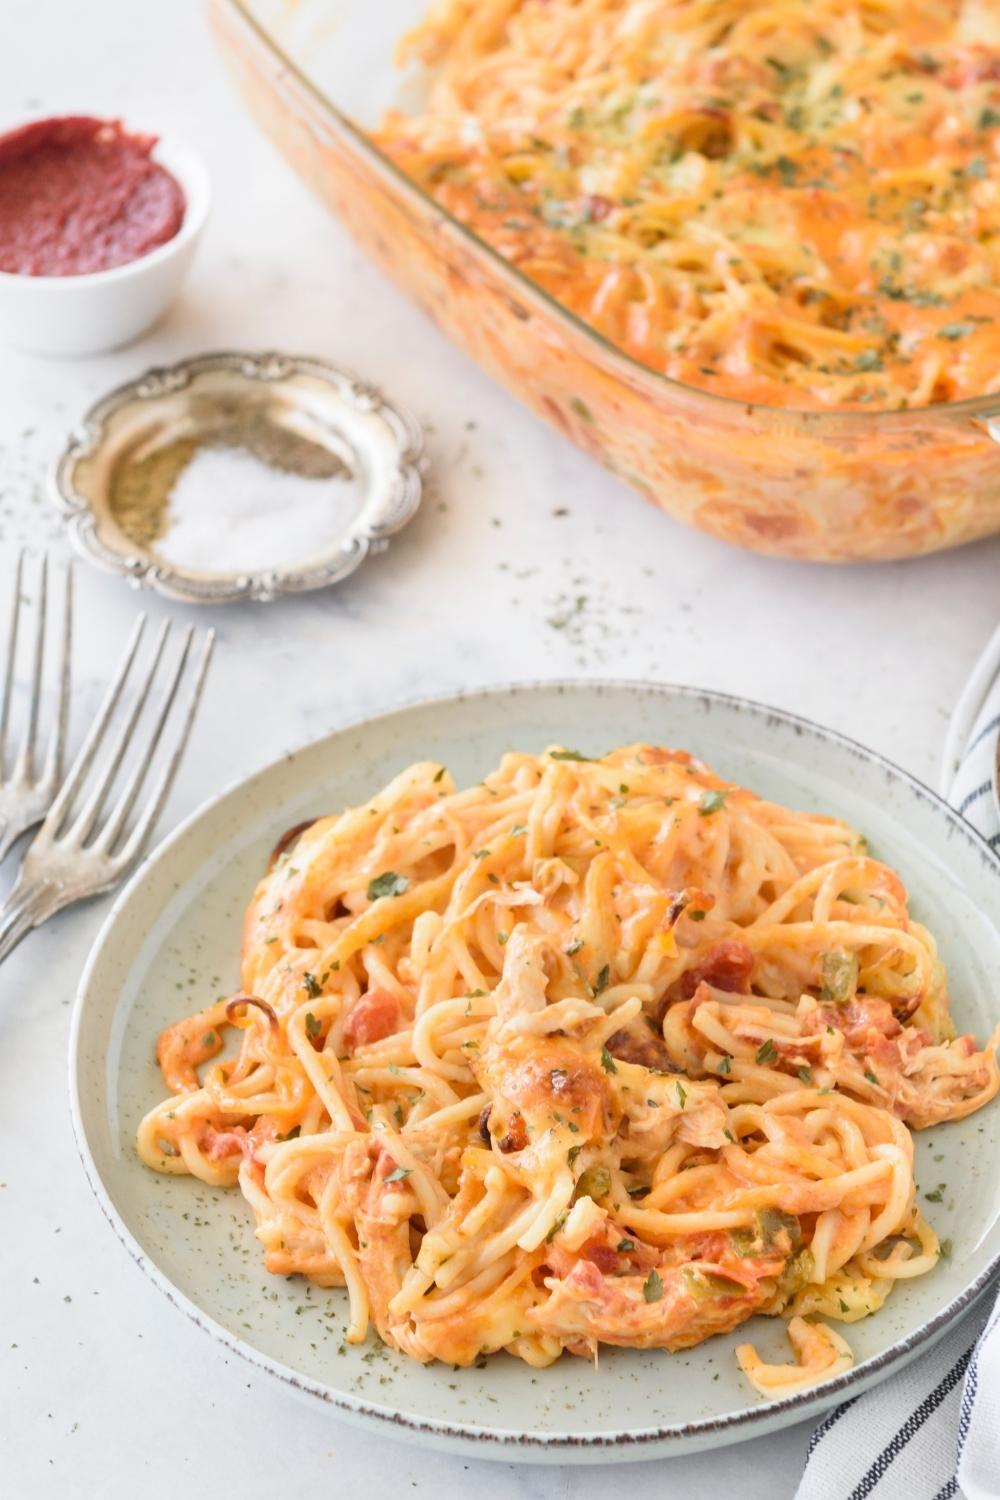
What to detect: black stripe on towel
<box><xmin>958</xmin><ymin>781</ymin><xmax>993</xmax><ymax>816</ymax></box>
<box><xmin>967</xmin><ymin>714</ymin><xmax>1000</xmax><ymax>756</ymax></box>
<box><xmin>806</xmin><ymin>1398</ymin><xmax>856</xmax><ymax>1456</ymax></box>
<box><xmin>847</xmin><ymin>1348</ymin><xmax>973</xmax><ymax>1500</ymax></box>
<box><xmin>931</xmin><ymin>1479</ymin><xmax>958</xmax><ymax>1500</ymax></box>
<box><xmin>957</xmin><ymin>1294</ymin><xmax>1000</xmax><ymax>1462</ymax></box>
<box><xmin>958</xmin><ymin>1340</ymin><xmax>979</xmax><ymax>1458</ymax></box>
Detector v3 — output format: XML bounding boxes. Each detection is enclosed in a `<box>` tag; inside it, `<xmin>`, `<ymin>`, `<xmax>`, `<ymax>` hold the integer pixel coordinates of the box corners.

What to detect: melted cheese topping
<box><xmin>138</xmin><ymin>744</ymin><xmax>999</xmax><ymax>1390</ymax></box>
<box><xmin>375</xmin><ymin>0</ymin><xmax>1000</xmax><ymax>410</ymax></box>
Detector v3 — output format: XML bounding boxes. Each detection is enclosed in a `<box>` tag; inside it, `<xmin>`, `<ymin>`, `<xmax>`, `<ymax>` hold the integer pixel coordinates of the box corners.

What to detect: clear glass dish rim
<box><xmin>222</xmin><ymin>0</ymin><xmax>1000</xmax><ymax>438</ymax></box>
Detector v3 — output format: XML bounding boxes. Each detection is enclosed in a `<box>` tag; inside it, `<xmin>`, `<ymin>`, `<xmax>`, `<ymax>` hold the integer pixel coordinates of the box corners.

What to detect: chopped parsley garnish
<box><xmin>617</xmin><ymin>1238</ymin><xmax>636</xmax><ymax>1252</ymax></box>
<box><xmin>798</xmin><ymin>1065</ymin><xmax>814</xmax><ymax>1086</ymax></box>
<box><xmin>925</xmin><ymin>1184</ymin><xmax>945</xmax><ymax>1203</ymax></box>
<box><xmin>698</xmin><ymin>789</ymin><xmax>728</xmax><ymax>816</ymax></box>
<box><xmin>643</xmin><ymin>1269</ymin><xmax>664</xmax><ymax>1303</ymax></box>
<box><xmin>433</xmin><ymin>765</ymin><xmax>446</xmax><ymax>782</ymax></box>
<box><xmin>367</xmin><ymin>870</ymin><xmax>410</xmax><ymax>900</ymax></box>
<box><xmin>877</xmin><ymin>277</ymin><xmax>943</xmax><ymax>306</ymax></box>
<box><xmin>938</xmin><ymin>322</ymin><xmax>975</xmax><ymax>341</ymax></box>
<box><xmin>304</xmin><ymin>1012</ymin><xmax>321</xmax><ymax>1039</ymax></box>
<box><xmin>545</xmin><ymin>1214</ymin><xmax>566</xmax><ymax>1243</ymax></box>
<box><xmin>550</xmin><ymin>748</ymin><xmax>593</xmax><ymax>761</ymax></box>
<box><xmin>302</xmin><ymin>972</ymin><xmax>321</xmax><ymax>998</ymax></box>
<box><xmin>593</xmin><ymin>964</ymin><xmax>611</xmax><ymax>995</ymax></box>
<box><xmin>384</xmin><ymin>1166</ymin><xmax>412</xmax><ymax>1183</ymax></box>
<box><xmin>566</xmin><ymin>939</ymin><xmax>584</xmax><ymax>956</ymax></box>
<box><xmin>756</xmin><ymin>1039</ymin><xmax>778</xmax><ymax>1065</ymax></box>
<box><xmin>600</xmin><ymin>1045</ymin><xmax>618</xmax><ymax>1074</ymax></box>
<box><xmin>676</xmin><ymin>1082</ymin><xmax>687</xmax><ymax>1108</ymax></box>
<box><xmin>717</xmin><ymin>1055</ymin><xmax>732</xmax><ymax>1075</ymax></box>
<box><xmin>854</xmin><ymin>350</ymin><xmax>884</xmax><ymax>373</ymax></box>
<box><xmin>864</xmin><ymin>1068</ymin><xmax>881</xmax><ymax>1087</ymax></box>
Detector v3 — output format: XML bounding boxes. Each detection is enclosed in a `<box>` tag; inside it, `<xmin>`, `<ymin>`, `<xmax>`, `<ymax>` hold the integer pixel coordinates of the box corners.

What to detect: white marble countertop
<box><xmin>3</xmin><ymin>2</ymin><xmax>999</xmax><ymax>1495</ymax></box>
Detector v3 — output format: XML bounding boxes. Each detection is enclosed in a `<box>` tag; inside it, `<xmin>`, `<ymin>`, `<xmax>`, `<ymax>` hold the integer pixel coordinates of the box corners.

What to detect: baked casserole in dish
<box><xmin>212</xmin><ymin>0</ymin><xmax>1000</xmax><ymax>561</ymax></box>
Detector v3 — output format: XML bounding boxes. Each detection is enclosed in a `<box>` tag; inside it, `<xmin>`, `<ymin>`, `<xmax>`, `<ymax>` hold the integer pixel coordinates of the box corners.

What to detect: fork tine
<box><xmin>44</xmin><ymin>613</ymin><xmax>146</xmax><ymax>836</ymax></box>
<box><xmin>67</xmin><ymin>618</ymin><xmax>171</xmax><ymax>847</ymax></box>
<box><xmin>14</xmin><ymin>553</ymin><xmax>47</xmax><ymax>780</ymax></box>
<box><xmin>94</xmin><ymin>625</ymin><xmax>191</xmax><ymax>854</ymax></box>
<box><xmin>0</xmin><ymin>549</ymin><xmax>24</xmax><ymax>769</ymax></box>
<box><xmin>41</xmin><ymin>561</ymin><xmax>73</xmax><ymax>788</ymax></box>
<box><xmin>115</xmin><ymin>629</ymin><xmax>214</xmax><ymax>867</ymax></box>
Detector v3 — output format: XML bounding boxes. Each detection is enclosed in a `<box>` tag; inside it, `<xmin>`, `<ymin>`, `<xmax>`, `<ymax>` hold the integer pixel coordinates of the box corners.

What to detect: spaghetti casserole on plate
<box><xmin>138</xmin><ymin>740</ymin><xmax>1000</xmax><ymax>1394</ymax></box>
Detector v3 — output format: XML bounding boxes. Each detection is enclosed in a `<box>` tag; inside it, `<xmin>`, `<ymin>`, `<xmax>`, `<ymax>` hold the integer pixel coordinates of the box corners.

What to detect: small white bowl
<box><xmin>0</xmin><ymin>134</ymin><xmax>210</xmax><ymax>357</ymax></box>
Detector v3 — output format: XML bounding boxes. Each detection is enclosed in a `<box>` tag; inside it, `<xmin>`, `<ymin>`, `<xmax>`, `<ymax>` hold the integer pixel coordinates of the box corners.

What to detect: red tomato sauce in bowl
<box><xmin>0</xmin><ymin>116</ymin><xmax>186</xmax><ymax>277</ymax></box>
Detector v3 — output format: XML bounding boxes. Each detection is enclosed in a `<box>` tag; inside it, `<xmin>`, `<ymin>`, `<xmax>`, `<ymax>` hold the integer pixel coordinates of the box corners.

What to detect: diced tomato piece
<box><xmin>343</xmin><ymin>988</ymin><xmax>400</xmax><ymax>1052</ymax></box>
<box><xmin>680</xmin><ymin>940</ymin><xmax>754</xmax><ymax>999</ymax></box>
<box><xmin>581</xmin><ymin>1239</ymin><xmax>621</xmax><ymax>1274</ymax></box>
<box><xmin>940</xmin><ymin>50</ymin><xmax>1000</xmax><ymax>87</ymax></box>
<box><xmin>606</xmin><ymin>1022</ymin><xmax>674</xmax><ymax>1071</ymax></box>
<box><xmin>582</xmin><ymin>194</ymin><xmax>613</xmax><ymax>221</ymax></box>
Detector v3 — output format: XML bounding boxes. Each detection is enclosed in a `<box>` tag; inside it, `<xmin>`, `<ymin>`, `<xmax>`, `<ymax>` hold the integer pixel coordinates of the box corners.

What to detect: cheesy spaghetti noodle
<box><xmin>138</xmin><ymin>744</ymin><xmax>999</xmax><ymax>1390</ymax></box>
<box><xmin>375</xmin><ymin>0</ymin><xmax>1000</xmax><ymax>411</ymax></box>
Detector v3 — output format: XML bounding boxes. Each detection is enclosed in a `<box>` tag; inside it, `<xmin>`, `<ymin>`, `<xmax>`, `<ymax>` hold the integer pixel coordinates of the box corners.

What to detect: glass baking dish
<box><xmin>210</xmin><ymin>0</ymin><xmax>1000</xmax><ymax>562</ymax></box>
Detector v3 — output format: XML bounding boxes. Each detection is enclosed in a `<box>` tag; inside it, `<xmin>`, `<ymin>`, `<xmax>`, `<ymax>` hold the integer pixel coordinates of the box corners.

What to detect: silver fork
<box><xmin>0</xmin><ymin>615</ymin><xmax>214</xmax><ymax>965</ymax></box>
<box><xmin>0</xmin><ymin>552</ymin><xmax>73</xmax><ymax>861</ymax></box>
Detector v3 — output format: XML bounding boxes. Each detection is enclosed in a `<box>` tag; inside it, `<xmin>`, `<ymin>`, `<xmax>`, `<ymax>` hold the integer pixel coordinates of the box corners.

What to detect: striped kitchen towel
<box><xmin>947</xmin><ymin>687</ymin><xmax>1000</xmax><ymax>857</ymax></box>
<box><xmin>797</xmin><ymin>691</ymin><xmax>1000</xmax><ymax>1500</ymax></box>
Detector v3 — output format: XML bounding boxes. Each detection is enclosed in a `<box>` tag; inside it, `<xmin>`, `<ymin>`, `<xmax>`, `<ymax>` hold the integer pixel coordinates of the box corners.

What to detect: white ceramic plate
<box><xmin>70</xmin><ymin>682</ymin><xmax>1000</xmax><ymax>1462</ymax></box>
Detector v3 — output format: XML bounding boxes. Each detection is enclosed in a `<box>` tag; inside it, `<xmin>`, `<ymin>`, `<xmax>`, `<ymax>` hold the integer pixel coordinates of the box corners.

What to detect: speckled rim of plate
<box><xmin>68</xmin><ymin>680</ymin><xmax>1000</xmax><ymax>1461</ymax></box>
<box><xmin>51</xmin><ymin>349</ymin><xmax>426</xmax><ymax>604</ymax></box>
